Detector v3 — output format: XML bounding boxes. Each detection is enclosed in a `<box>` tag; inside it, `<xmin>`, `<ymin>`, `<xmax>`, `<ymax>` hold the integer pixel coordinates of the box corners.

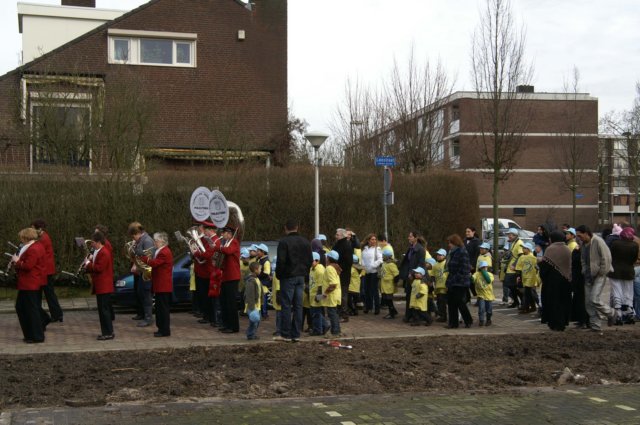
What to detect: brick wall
<box><xmin>0</xmin><ymin>0</ymin><xmax>288</xmax><ymax>170</ymax></box>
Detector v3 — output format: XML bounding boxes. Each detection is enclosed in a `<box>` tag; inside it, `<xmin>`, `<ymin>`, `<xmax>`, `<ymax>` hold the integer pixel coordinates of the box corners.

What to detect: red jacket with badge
<box><xmin>142</xmin><ymin>246</ymin><xmax>173</xmax><ymax>293</ymax></box>
<box><xmin>217</xmin><ymin>238</ymin><xmax>240</xmax><ymax>282</ymax></box>
<box><xmin>193</xmin><ymin>235</ymin><xmax>218</xmax><ymax>279</ymax></box>
<box><xmin>14</xmin><ymin>242</ymin><xmax>46</xmax><ymax>291</ymax></box>
<box><xmin>38</xmin><ymin>231</ymin><xmax>56</xmax><ymax>276</ymax></box>
<box><xmin>85</xmin><ymin>247</ymin><xmax>114</xmax><ymax>295</ymax></box>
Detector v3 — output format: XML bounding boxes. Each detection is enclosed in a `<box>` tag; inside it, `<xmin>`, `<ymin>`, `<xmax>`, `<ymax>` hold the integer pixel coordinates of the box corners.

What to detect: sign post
<box><xmin>375</xmin><ymin>156</ymin><xmax>395</xmax><ymax>240</ymax></box>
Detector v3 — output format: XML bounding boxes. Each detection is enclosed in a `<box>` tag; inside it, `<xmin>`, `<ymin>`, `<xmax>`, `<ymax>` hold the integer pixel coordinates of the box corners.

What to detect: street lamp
<box><xmin>305</xmin><ymin>131</ymin><xmax>329</xmax><ymax>238</ymax></box>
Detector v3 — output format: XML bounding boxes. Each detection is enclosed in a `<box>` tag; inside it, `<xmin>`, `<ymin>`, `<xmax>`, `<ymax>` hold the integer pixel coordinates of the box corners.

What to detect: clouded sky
<box><xmin>1</xmin><ymin>0</ymin><xmax>639</xmax><ymax>135</ymax></box>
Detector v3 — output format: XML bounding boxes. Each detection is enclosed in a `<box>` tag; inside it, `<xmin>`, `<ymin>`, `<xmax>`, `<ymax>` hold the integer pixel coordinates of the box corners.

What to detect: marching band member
<box><xmin>215</xmin><ymin>226</ymin><xmax>241</xmax><ymax>334</ymax></box>
<box><xmin>141</xmin><ymin>232</ymin><xmax>173</xmax><ymax>337</ymax></box>
<box><xmin>128</xmin><ymin>222</ymin><xmax>155</xmax><ymax>327</ymax></box>
<box><xmin>31</xmin><ymin>219</ymin><xmax>63</xmax><ymax>324</ymax></box>
<box><xmin>95</xmin><ymin>224</ymin><xmax>112</xmax><ymax>255</ymax></box>
<box><xmin>193</xmin><ymin>221</ymin><xmax>221</xmax><ymax>326</ymax></box>
<box><xmin>84</xmin><ymin>231</ymin><xmax>115</xmax><ymax>340</ymax></box>
<box><xmin>12</xmin><ymin>228</ymin><xmax>46</xmax><ymax>343</ymax></box>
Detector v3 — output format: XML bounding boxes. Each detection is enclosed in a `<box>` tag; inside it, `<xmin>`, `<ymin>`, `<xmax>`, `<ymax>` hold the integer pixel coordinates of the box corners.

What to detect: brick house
<box><xmin>0</xmin><ymin>0</ymin><xmax>288</xmax><ymax>173</ymax></box>
<box><xmin>352</xmin><ymin>87</ymin><xmax>601</xmax><ymax>229</ymax></box>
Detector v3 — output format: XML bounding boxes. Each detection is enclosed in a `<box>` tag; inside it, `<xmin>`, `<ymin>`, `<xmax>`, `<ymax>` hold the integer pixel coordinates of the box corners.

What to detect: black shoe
<box><xmin>153</xmin><ymin>332</ymin><xmax>169</xmax><ymax>337</ymax></box>
<box><xmin>221</xmin><ymin>329</ymin><xmax>238</xmax><ymax>333</ymax></box>
<box><xmin>210</xmin><ymin>322</ymin><xmax>219</xmax><ymax>328</ymax></box>
<box><xmin>507</xmin><ymin>303</ymin><xmax>519</xmax><ymax>309</ymax></box>
<box><xmin>51</xmin><ymin>317</ymin><xmax>63</xmax><ymax>323</ymax></box>
<box><xmin>464</xmin><ymin>322</ymin><xmax>472</xmax><ymax>328</ymax></box>
<box><xmin>26</xmin><ymin>339</ymin><xmax>44</xmax><ymax>343</ymax></box>
<box><xmin>383</xmin><ymin>314</ymin><xmax>395</xmax><ymax>319</ymax></box>
<box><xmin>218</xmin><ymin>327</ymin><xmax>229</xmax><ymax>332</ymax></box>
<box><xmin>97</xmin><ymin>334</ymin><xmax>115</xmax><ymax>341</ymax></box>
<box><xmin>132</xmin><ymin>315</ymin><xmax>144</xmax><ymax>320</ymax></box>
<box><xmin>197</xmin><ymin>319</ymin><xmax>210</xmax><ymax>324</ymax></box>
<box><xmin>374</xmin><ymin>310</ymin><xmax>380</xmax><ymax>315</ymax></box>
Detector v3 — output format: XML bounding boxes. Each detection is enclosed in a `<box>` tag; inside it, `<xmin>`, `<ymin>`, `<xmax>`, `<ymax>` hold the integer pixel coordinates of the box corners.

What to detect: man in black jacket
<box><xmin>276</xmin><ymin>220</ymin><xmax>313</xmax><ymax>342</ymax></box>
<box><xmin>332</xmin><ymin>228</ymin><xmax>354</xmax><ymax>320</ymax></box>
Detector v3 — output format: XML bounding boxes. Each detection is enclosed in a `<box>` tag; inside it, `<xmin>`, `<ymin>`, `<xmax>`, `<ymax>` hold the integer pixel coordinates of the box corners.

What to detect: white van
<box><xmin>481</xmin><ymin>218</ymin><xmax>534</xmax><ymax>251</ymax></box>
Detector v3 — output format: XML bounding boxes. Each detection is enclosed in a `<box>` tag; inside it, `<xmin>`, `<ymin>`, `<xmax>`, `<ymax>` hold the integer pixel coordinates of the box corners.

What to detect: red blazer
<box><xmin>85</xmin><ymin>247</ymin><xmax>114</xmax><ymax>295</ymax></box>
<box><xmin>38</xmin><ymin>231</ymin><xmax>56</xmax><ymax>276</ymax></box>
<box><xmin>14</xmin><ymin>242</ymin><xmax>46</xmax><ymax>291</ymax></box>
<box><xmin>217</xmin><ymin>238</ymin><xmax>240</xmax><ymax>282</ymax></box>
<box><xmin>104</xmin><ymin>239</ymin><xmax>113</xmax><ymax>256</ymax></box>
<box><xmin>143</xmin><ymin>246</ymin><xmax>173</xmax><ymax>293</ymax></box>
<box><xmin>193</xmin><ymin>235</ymin><xmax>218</xmax><ymax>278</ymax></box>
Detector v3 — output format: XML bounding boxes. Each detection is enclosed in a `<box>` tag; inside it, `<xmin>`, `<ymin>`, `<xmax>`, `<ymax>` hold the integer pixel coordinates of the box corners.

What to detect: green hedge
<box><xmin>0</xmin><ymin>165</ymin><xmax>478</xmax><ymax>283</ymax></box>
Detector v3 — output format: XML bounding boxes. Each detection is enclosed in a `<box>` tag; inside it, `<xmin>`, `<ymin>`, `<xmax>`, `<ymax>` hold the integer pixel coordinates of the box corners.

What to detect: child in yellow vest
<box><xmin>380</xmin><ymin>248</ymin><xmax>399</xmax><ymax>319</ymax></box>
<box><xmin>238</xmin><ymin>248</ymin><xmax>251</xmax><ymax>294</ymax></box>
<box><xmin>348</xmin><ymin>254</ymin><xmax>363</xmax><ymax>316</ymax></box>
<box><xmin>408</xmin><ymin>267</ymin><xmax>431</xmax><ymax>326</ymax></box>
<box><xmin>431</xmin><ymin>248</ymin><xmax>449</xmax><ymax>323</ymax></box>
<box><xmin>477</xmin><ymin>242</ymin><xmax>493</xmax><ymax>272</ymax></box>
<box><xmin>322</xmin><ymin>250</ymin><xmax>343</xmax><ymax>336</ymax></box>
<box><xmin>473</xmin><ymin>260</ymin><xmax>495</xmax><ymax>326</ymax></box>
<box><xmin>244</xmin><ymin>262</ymin><xmax>263</xmax><ymax>340</ymax></box>
<box><xmin>309</xmin><ymin>252</ymin><xmax>329</xmax><ymax>336</ymax></box>
<box><xmin>516</xmin><ymin>242</ymin><xmax>540</xmax><ymax>314</ymax></box>
<box><xmin>271</xmin><ymin>257</ymin><xmax>283</xmax><ymax>337</ymax></box>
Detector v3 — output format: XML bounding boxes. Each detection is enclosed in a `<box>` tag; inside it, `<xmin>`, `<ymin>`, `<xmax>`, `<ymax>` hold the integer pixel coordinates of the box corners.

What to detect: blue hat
<box><xmin>480</xmin><ymin>242</ymin><xmax>490</xmax><ymax>250</ymax></box>
<box><xmin>327</xmin><ymin>250</ymin><xmax>339</xmax><ymax>261</ymax></box>
<box><xmin>312</xmin><ymin>252</ymin><xmax>320</xmax><ymax>261</ymax></box>
<box><xmin>565</xmin><ymin>228</ymin><xmax>576</xmax><ymax>236</ymax></box>
<box><xmin>507</xmin><ymin>228</ymin><xmax>519</xmax><ymax>235</ymax></box>
<box><xmin>240</xmin><ymin>248</ymin><xmax>250</xmax><ymax>259</ymax></box>
<box><xmin>523</xmin><ymin>242</ymin><xmax>534</xmax><ymax>251</ymax></box>
<box><xmin>352</xmin><ymin>254</ymin><xmax>359</xmax><ymax>263</ymax></box>
<box><xmin>249</xmin><ymin>244</ymin><xmax>258</xmax><ymax>252</ymax></box>
<box><xmin>436</xmin><ymin>249</ymin><xmax>447</xmax><ymax>256</ymax></box>
<box><xmin>426</xmin><ymin>258</ymin><xmax>436</xmax><ymax>266</ymax></box>
<box><xmin>412</xmin><ymin>267</ymin><xmax>426</xmax><ymax>275</ymax></box>
<box><xmin>382</xmin><ymin>248</ymin><xmax>393</xmax><ymax>257</ymax></box>
<box><xmin>257</xmin><ymin>243</ymin><xmax>269</xmax><ymax>254</ymax></box>
<box><xmin>318</xmin><ymin>234</ymin><xmax>327</xmax><ymax>241</ymax></box>
<box><xmin>478</xmin><ymin>260</ymin><xmax>489</xmax><ymax>268</ymax></box>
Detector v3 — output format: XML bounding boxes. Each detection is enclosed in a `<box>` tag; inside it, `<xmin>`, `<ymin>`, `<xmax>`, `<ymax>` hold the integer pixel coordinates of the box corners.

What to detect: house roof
<box><xmin>1</xmin><ymin>0</ymin><xmax>253</xmax><ymax>81</ymax></box>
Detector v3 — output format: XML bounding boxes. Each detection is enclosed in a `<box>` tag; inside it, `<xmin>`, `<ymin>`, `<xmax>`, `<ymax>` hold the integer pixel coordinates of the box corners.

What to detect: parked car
<box><xmin>111</xmin><ymin>240</ymin><xmax>280</xmax><ymax>307</ymax></box>
<box><xmin>483</xmin><ymin>229</ymin><xmax>533</xmax><ymax>253</ymax></box>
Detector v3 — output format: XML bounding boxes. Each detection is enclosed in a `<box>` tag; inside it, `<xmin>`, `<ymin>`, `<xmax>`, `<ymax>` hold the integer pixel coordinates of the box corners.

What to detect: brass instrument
<box><xmin>211</xmin><ymin>201</ymin><xmax>244</xmax><ymax>268</ymax></box>
<box><xmin>125</xmin><ymin>240</ymin><xmax>153</xmax><ymax>281</ymax></box>
<box><xmin>186</xmin><ymin>226</ymin><xmax>206</xmax><ymax>254</ymax></box>
<box><xmin>3</xmin><ymin>242</ymin><xmax>21</xmax><ymax>276</ymax></box>
<box><xmin>74</xmin><ymin>237</ymin><xmax>94</xmax><ymax>276</ymax></box>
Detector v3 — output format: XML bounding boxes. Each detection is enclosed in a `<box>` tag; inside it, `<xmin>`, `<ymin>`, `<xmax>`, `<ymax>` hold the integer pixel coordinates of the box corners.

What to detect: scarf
<box><xmin>542</xmin><ymin>241</ymin><xmax>572</xmax><ymax>282</ymax></box>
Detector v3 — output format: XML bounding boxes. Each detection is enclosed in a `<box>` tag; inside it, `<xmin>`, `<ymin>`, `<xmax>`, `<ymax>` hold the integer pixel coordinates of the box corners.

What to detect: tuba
<box><xmin>125</xmin><ymin>240</ymin><xmax>153</xmax><ymax>281</ymax></box>
<box><xmin>186</xmin><ymin>226</ymin><xmax>206</xmax><ymax>254</ymax></box>
<box><xmin>211</xmin><ymin>201</ymin><xmax>245</xmax><ymax>268</ymax></box>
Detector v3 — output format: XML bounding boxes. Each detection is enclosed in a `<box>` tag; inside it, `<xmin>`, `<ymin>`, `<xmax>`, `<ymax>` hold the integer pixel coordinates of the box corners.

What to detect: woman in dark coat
<box><xmin>539</xmin><ymin>231</ymin><xmax>572</xmax><ymax>331</ymax></box>
<box><xmin>533</xmin><ymin>225</ymin><xmax>550</xmax><ymax>253</ymax></box>
<box><xmin>445</xmin><ymin>234</ymin><xmax>473</xmax><ymax>328</ymax></box>
<box><xmin>608</xmin><ymin>226</ymin><xmax>639</xmax><ymax>325</ymax></box>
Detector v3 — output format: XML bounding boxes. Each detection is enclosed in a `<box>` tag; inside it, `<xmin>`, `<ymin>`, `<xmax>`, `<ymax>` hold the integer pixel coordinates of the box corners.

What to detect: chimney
<box><xmin>516</xmin><ymin>85</ymin><xmax>534</xmax><ymax>93</ymax></box>
<box><xmin>62</xmin><ymin>0</ymin><xmax>96</xmax><ymax>7</ymax></box>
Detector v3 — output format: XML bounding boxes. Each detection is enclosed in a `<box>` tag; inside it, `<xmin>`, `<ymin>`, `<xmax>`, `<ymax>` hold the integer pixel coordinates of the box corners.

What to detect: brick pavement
<box><xmin>5</xmin><ymin>385</ymin><xmax>640</xmax><ymax>424</ymax></box>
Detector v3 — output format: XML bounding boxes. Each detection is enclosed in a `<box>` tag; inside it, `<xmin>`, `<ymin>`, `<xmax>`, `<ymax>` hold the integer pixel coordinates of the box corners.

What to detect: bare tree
<box><xmin>601</xmin><ymin>82</ymin><xmax>640</xmax><ymax>226</ymax></box>
<box><xmin>470</xmin><ymin>0</ymin><xmax>533</xmax><ymax>261</ymax></box>
<box><xmin>330</xmin><ymin>49</ymin><xmax>454</xmax><ymax>172</ymax></box>
<box><xmin>554</xmin><ymin>67</ymin><xmax>596</xmax><ymax>225</ymax></box>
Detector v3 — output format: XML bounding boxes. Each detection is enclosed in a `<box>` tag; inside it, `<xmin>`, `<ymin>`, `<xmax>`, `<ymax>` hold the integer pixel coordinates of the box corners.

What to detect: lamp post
<box><xmin>305</xmin><ymin>131</ymin><xmax>329</xmax><ymax>238</ymax></box>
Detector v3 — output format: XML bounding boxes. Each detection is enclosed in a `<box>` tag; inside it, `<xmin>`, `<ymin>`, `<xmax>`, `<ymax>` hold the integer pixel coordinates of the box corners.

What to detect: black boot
<box><xmin>486</xmin><ymin>313</ymin><xmax>492</xmax><ymax>326</ymax></box>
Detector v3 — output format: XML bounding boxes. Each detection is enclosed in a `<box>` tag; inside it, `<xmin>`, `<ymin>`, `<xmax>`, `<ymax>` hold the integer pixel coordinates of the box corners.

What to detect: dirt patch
<box><xmin>2</xmin><ymin>329</ymin><xmax>640</xmax><ymax>409</ymax></box>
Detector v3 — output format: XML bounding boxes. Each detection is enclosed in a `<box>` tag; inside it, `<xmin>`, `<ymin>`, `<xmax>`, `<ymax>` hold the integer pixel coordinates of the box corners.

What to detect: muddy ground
<box><xmin>2</xmin><ymin>329</ymin><xmax>640</xmax><ymax>409</ymax></box>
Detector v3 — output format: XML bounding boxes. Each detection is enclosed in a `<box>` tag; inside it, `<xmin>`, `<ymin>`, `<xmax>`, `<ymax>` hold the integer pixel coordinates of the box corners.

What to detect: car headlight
<box><xmin>115</xmin><ymin>280</ymin><xmax>127</xmax><ymax>288</ymax></box>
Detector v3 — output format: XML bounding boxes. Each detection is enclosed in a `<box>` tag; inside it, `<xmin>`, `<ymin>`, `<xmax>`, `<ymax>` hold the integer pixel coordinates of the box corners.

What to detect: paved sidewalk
<box><xmin>5</xmin><ymin>385</ymin><xmax>640</xmax><ymax>424</ymax></box>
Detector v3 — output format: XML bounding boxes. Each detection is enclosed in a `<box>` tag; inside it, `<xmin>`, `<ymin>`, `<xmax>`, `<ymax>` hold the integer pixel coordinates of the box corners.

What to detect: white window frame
<box><xmin>108</xmin><ymin>29</ymin><xmax>197</xmax><ymax>68</ymax></box>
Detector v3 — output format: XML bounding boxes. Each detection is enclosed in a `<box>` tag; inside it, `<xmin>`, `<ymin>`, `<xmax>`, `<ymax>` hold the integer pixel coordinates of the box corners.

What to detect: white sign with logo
<box><xmin>209</xmin><ymin>190</ymin><xmax>229</xmax><ymax>228</ymax></box>
<box><xmin>190</xmin><ymin>187</ymin><xmax>212</xmax><ymax>222</ymax></box>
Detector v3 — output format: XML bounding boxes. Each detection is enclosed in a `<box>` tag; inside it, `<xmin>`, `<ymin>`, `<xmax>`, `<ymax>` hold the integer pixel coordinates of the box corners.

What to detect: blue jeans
<box><xmin>311</xmin><ymin>306</ymin><xmax>329</xmax><ymax>334</ymax></box>
<box><xmin>478</xmin><ymin>299</ymin><xmax>493</xmax><ymax>322</ymax></box>
<box><xmin>246</xmin><ymin>312</ymin><xmax>260</xmax><ymax>339</ymax></box>
<box><xmin>326</xmin><ymin>306</ymin><xmax>341</xmax><ymax>335</ymax></box>
<box><xmin>275</xmin><ymin>310</ymin><xmax>282</xmax><ymax>335</ymax></box>
<box><xmin>634</xmin><ymin>266</ymin><xmax>640</xmax><ymax>320</ymax></box>
<box><xmin>280</xmin><ymin>276</ymin><xmax>304</xmax><ymax>339</ymax></box>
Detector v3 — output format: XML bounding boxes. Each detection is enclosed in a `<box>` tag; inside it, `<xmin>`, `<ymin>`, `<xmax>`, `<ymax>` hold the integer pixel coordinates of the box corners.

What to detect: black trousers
<box><xmin>436</xmin><ymin>294</ymin><xmax>448</xmax><ymax>321</ymax></box>
<box><xmin>220</xmin><ymin>280</ymin><xmax>239</xmax><ymax>331</ymax></box>
<box><xmin>16</xmin><ymin>290</ymin><xmax>44</xmax><ymax>342</ymax></box>
<box><xmin>96</xmin><ymin>293</ymin><xmax>114</xmax><ymax>336</ymax></box>
<box><xmin>38</xmin><ymin>288</ymin><xmax>50</xmax><ymax>327</ymax></box>
<box><xmin>447</xmin><ymin>286</ymin><xmax>473</xmax><ymax>327</ymax></box>
<box><xmin>43</xmin><ymin>274</ymin><xmax>63</xmax><ymax>321</ymax></box>
<box><xmin>155</xmin><ymin>292</ymin><xmax>171</xmax><ymax>336</ymax></box>
<box><xmin>133</xmin><ymin>274</ymin><xmax>144</xmax><ymax>317</ymax></box>
<box><xmin>195</xmin><ymin>276</ymin><xmax>211</xmax><ymax>320</ymax></box>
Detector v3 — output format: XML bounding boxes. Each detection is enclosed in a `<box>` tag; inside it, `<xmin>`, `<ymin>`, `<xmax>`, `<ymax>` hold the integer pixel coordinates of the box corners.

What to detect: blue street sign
<box><xmin>575</xmin><ymin>193</ymin><xmax>584</xmax><ymax>199</ymax></box>
<box><xmin>375</xmin><ymin>156</ymin><xmax>396</xmax><ymax>167</ymax></box>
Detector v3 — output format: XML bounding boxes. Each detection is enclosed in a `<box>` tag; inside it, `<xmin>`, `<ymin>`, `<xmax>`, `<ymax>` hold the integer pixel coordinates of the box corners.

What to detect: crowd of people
<box><xmin>9</xmin><ymin>217</ymin><xmax>640</xmax><ymax>345</ymax></box>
